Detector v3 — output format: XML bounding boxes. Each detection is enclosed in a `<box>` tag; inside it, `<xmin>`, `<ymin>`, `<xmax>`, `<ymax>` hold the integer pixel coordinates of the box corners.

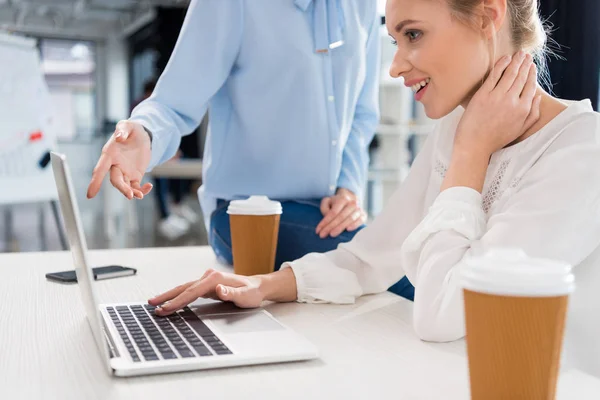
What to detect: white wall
<box><xmin>104</xmin><ymin>35</ymin><xmax>129</xmax><ymax>122</ymax></box>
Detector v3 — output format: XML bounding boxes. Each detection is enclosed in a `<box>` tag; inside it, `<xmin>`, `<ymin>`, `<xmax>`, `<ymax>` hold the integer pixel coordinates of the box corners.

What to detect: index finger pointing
<box><xmin>87</xmin><ymin>154</ymin><xmax>112</xmax><ymax>199</ymax></box>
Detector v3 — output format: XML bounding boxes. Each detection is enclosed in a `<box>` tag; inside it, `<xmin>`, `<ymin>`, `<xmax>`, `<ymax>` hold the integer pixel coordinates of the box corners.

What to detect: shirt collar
<box><xmin>295</xmin><ymin>0</ymin><xmax>344</xmax><ymax>53</ymax></box>
<box><xmin>294</xmin><ymin>0</ymin><xmax>312</xmax><ymax>11</ymax></box>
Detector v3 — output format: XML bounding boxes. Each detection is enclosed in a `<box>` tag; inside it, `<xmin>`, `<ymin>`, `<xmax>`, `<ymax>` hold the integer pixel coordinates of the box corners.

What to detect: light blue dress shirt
<box><xmin>130</xmin><ymin>0</ymin><xmax>380</xmax><ymax>225</ymax></box>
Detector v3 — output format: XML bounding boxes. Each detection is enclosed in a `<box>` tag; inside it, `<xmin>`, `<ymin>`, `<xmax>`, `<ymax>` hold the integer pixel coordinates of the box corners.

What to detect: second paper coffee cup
<box><xmin>227</xmin><ymin>196</ymin><xmax>282</xmax><ymax>276</ymax></box>
<box><xmin>461</xmin><ymin>249</ymin><xmax>574</xmax><ymax>400</ymax></box>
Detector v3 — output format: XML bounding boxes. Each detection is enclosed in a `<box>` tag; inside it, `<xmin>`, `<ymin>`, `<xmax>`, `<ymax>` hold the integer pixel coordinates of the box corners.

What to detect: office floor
<box><xmin>0</xmin><ymin>139</ymin><xmax>208</xmax><ymax>253</ymax></box>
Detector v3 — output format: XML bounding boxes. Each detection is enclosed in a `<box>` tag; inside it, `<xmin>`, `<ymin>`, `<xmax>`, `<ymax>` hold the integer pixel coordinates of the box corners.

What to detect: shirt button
<box><xmin>327</xmin><ymin>95</ymin><xmax>335</xmax><ymax>102</ymax></box>
<box><xmin>331</xmin><ymin>140</ymin><xmax>337</xmax><ymax>146</ymax></box>
<box><xmin>329</xmin><ymin>185</ymin><xmax>336</xmax><ymax>191</ymax></box>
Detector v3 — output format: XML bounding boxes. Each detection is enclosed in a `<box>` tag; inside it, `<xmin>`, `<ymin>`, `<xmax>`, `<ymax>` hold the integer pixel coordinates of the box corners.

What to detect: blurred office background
<box><xmin>0</xmin><ymin>0</ymin><xmax>597</xmax><ymax>253</ymax></box>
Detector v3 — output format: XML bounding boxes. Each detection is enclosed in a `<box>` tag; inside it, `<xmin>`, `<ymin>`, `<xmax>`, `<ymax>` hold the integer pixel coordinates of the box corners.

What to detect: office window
<box><xmin>39</xmin><ymin>39</ymin><xmax>97</xmax><ymax>140</ymax></box>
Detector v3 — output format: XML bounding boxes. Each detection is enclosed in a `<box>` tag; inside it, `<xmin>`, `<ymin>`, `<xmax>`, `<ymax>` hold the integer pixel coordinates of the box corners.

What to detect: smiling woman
<box><xmin>386</xmin><ymin>0</ymin><xmax>549</xmax><ymax>120</ymax></box>
<box><xmin>149</xmin><ymin>0</ymin><xmax>600</xmax><ymax>379</ymax></box>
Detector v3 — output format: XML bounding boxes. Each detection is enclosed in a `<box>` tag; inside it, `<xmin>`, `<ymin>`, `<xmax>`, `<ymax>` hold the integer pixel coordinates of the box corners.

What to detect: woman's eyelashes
<box><xmin>405</xmin><ymin>30</ymin><xmax>422</xmax><ymax>42</ymax></box>
<box><xmin>389</xmin><ymin>30</ymin><xmax>423</xmax><ymax>46</ymax></box>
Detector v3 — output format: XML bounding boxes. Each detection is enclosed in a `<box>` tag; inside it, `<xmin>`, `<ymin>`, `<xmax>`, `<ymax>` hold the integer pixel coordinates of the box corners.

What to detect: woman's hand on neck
<box><xmin>442</xmin><ymin>52</ymin><xmax>542</xmax><ymax>193</ymax></box>
<box><xmin>460</xmin><ymin>82</ymin><xmax>568</xmax><ymax>149</ymax></box>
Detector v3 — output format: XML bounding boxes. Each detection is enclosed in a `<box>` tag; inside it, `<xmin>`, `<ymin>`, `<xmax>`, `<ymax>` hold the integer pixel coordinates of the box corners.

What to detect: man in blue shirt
<box><xmin>87</xmin><ymin>0</ymin><xmax>414</xmax><ymax>300</ymax></box>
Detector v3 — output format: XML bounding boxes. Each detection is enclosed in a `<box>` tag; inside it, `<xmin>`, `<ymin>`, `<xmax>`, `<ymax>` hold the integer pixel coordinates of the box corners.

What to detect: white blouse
<box><xmin>283</xmin><ymin>99</ymin><xmax>600</xmax><ymax>376</ymax></box>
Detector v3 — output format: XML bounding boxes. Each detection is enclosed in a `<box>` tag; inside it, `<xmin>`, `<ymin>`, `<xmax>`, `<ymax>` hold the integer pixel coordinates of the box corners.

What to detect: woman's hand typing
<box><xmin>148</xmin><ymin>268</ymin><xmax>298</xmax><ymax>315</ymax></box>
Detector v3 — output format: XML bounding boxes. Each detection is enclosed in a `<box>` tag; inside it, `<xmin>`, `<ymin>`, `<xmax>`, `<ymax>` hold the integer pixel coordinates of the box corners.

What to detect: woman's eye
<box><xmin>390</xmin><ymin>39</ymin><xmax>398</xmax><ymax>46</ymax></box>
<box><xmin>405</xmin><ymin>30</ymin><xmax>422</xmax><ymax>42</ymax></box>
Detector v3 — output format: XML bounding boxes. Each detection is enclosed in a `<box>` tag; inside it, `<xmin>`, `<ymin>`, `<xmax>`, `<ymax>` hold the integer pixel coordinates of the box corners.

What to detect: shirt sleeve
<box><xmin>129</xmin><ymin>0</ymin><xmax>243</xmax><ymax>171</ymax></box>
<box><xmin>282</xmin><ymin>125</ymin><xmax>438</xmax><ymax>303</ymax></box>
<box><xmin>401</xmin><ymin>137</ymin><xmax>600</xmax><ymax>342</ymax></box>
<box><xmin>336</xmin><ymin>4</ymin><xmax>380</xmax><ymax>198</ymax></box>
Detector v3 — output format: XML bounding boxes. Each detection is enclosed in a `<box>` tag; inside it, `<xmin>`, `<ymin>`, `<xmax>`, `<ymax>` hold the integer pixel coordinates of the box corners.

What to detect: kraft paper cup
<box><xmin>227</xmin><ymin>196</ymin><xmax>282</xmax><ymax>276</ymax></box>
<box><xmin>461</xmin><ymin>249</ymin><xmax>574</xmax><ymax>400</ymax></box>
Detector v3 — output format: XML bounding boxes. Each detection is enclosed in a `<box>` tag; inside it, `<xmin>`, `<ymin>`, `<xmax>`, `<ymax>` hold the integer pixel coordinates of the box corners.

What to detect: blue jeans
<box><xmin>209</xmin><ymin>199</ymin><xmax>415</xmax><ymax>301</ymax></box>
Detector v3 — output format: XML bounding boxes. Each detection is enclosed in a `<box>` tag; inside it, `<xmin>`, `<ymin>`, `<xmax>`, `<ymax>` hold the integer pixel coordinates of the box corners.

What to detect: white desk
<box><xmin>1</xmin><ymin>246</ymin><xmax>599</xmax><ymax>400</ymax></box>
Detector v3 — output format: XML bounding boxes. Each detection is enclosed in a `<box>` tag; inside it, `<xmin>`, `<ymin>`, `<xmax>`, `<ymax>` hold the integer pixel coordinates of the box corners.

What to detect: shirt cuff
<box><xmin>280</xmin><ymin>261</ymin><xmax>324</xmax><ymax>304</ymax></box>
<box><xmin>435</xmin><ymin>186</ymin><xmax>483</xmax><ymax>208</ymax></box>
<box><xmin>280</xmin><ymin>254</ymin><xmax>361</xmax><ymax>304</ymax></box>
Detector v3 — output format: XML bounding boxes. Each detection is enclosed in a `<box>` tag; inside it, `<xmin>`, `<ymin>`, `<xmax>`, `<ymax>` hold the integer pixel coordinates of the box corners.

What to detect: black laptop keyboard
<box><xmin>106</xmin><ymin>304</ymin><xmax>232</xmax><ymax>362</ymax></box>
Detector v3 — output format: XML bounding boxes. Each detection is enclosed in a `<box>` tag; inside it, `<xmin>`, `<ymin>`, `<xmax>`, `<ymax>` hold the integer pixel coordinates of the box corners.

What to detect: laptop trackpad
<box><xmin>207</xmin><ymin>312</ymin><xmax>285</xmax><ymax>334</ymax></box>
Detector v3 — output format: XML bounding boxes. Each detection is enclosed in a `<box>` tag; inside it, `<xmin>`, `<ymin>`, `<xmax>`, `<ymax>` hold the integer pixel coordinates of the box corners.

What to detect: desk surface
<box><xmin>1</xmin><ymin>246</ymin><xmax>599</xmax><ymax>400</ymax></box>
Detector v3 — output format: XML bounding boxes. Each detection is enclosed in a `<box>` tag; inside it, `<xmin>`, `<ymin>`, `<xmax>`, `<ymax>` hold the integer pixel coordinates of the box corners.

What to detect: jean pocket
<box><xmin>211</xmin><ymin>227</ymin><xmax>232</xmax><ymax>252</ymax></box>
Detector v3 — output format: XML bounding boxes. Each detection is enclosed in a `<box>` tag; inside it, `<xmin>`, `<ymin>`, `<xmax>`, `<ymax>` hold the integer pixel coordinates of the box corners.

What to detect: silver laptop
<box><xmin>50</xmin><ymin>152</ymin><xmax>318</xmax><ymax>377</ymax></box>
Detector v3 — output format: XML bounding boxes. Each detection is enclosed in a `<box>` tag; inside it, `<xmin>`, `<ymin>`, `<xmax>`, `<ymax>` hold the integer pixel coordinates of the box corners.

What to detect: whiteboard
<box><xmin>0</xmin><ymin>32</ymin><xmax>58</xmax><ymax>205</ymax></box>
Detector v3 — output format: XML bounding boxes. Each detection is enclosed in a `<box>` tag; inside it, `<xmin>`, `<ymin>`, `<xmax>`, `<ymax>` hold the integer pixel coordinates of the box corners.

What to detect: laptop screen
<box><xmin>50</xmin><ymin>152</ymin><xmax>111</xmax><ymax>370</ymax></box>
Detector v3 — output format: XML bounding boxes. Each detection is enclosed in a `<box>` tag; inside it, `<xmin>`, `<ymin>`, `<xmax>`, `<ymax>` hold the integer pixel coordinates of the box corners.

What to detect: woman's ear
<box><xmin>481</xmin><ymin>0</ymin><xmax>508</xmax><ymax>39</ymax></box>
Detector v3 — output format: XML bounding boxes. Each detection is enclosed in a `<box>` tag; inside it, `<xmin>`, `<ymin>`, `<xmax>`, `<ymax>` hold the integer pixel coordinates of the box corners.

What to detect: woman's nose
<box><xmin>389</xmin><ymin>50</ymin><xmax>410</xmax><ymax>79</ymax></box>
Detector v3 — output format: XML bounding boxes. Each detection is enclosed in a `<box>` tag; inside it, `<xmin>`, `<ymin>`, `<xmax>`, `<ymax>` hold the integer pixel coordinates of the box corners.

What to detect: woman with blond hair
<box><xmin>150</xmin><ymin>0</ymin><xmax>600</xmax><ymax>376</ymax></box>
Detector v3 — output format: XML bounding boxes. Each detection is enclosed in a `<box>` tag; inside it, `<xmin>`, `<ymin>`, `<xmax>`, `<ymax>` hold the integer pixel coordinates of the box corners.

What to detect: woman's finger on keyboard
<box><xmin>154</xmin><ymin>271</ymin><xmax>228</xmax><ymax>315</ymax></box>
<box><xmin>148</xmin><ymin>281</ymin><xmax>195</xmax><ymax>306</ymax></box>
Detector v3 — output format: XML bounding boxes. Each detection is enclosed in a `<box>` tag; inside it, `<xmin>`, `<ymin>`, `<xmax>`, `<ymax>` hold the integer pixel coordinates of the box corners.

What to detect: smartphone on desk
<box><xmin>46</xmin><ymin>265</ymin><xmax>137</xmax><ymax>283</ymax></box>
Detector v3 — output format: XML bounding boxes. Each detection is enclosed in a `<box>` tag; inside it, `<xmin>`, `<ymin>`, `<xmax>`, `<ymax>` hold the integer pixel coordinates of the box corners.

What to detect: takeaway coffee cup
<box><xmin>227</xmin><ymin>196</ymin><xmax>282</xmax><ymax>276</ymax></box>
<box><xmin>461</xmin><ymin>249</ymin><xmax>574</xmax><ymax>400</ymax></box>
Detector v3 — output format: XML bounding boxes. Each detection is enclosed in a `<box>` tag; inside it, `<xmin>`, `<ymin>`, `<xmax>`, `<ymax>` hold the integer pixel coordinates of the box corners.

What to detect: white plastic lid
<box><xmin>226</xmin><ymin>196</ymin><xmax>282</xmax><ymax>216</ymax></box>
<box><xmin>461</xmin><ymin>248</ymin><xmax>575</xmax><ymax>297</ymax></box>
